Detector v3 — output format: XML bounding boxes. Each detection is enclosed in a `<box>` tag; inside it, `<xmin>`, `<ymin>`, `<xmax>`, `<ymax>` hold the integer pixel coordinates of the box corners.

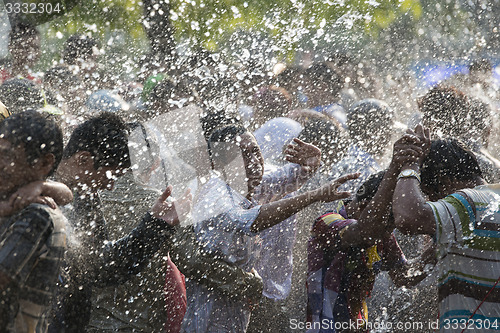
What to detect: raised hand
<box><xmin>152</xmin><ymin>185</ymin><xmax>192</xmax><ymax>226</ymax></box>
<box><xmin>284</xmin><ymin>138</ymin><xmax>321</xmax><ymax>174</ymax></box>
<box><xmin>314</xmin><ymin>173</ymin><xmax>360</xmax><ymax>202</ymax></box>
<box><xmin>391</xmin><ymin>124</ymin><xmax>431</xmax><ymax>169</ymax></box>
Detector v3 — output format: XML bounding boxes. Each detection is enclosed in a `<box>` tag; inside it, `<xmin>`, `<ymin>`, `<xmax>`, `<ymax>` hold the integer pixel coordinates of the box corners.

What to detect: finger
<box><xmin>424</xmin><ymin>127</ymin><xmax>431</xmax><ymax>141</ymax></box>
<box><xmin>40</xmin><ymin>196</ymin><xmax>57</xmax><ymax>209</ymax></box>
<box><xmin>405</xmin><ymin>128</ymin><xmax>416</xmax><ymax>136</ymax></box>
<box><xmin>415</xmin><ymin>124</ymin><xmax>424</xmax><ymax>135</ymax></box>
<box><xmin>293</xmin><ymin>138</ymin><xmax>306</xmax><ymax>146</ymax></box>
<box><xmin>399</xmin><ymin>134</ymin><xmax>420</xmax><ymax>144</ymax></box>
<box><xmin>394</xmin><ymin>146</ymin><xmax>423</xmax><ymax>154</ymax></box>
<box><xmin>395</xmin><ymin>148</ymin><xmax>423</xmax><ymax>157</ymax></box>
<box><xmin>158</xmin><ymin>185</ymin><xmax>173</xmax><ymax>202</ymax></box>
<box><xmin>284</xmin><ymin>155</ymin><xmax>299</xmax><ymax>164</ymax></box>
<box><xmin>181</xmin><ymin>188</ymin><xmax>192</xmax><ymax>202</ymax></box>
<box><xmin>284</xmin><ymin>148</ymin><xmax>298</xmax><ymax>156</ymax></box>
<box><xmin>333</xmin><ymin>173</ymin><xmax>361</xmax><ymax>185</ymax></box>
<box><xmin>8</xmin><ymin>193</ymin><xmax>21</xmax><ymax>207</ymax></box>
<box><xmin>336</xmin><ymin>191</ymin><xmax>351</xmax><ymax>200</ymax></box>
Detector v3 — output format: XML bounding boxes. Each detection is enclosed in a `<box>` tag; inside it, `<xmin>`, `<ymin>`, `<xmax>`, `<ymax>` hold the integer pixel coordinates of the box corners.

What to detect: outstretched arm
<box><xmin>251</xmin><ymin>173</ymin><xmax>359</xmax><ymax>232</ymax></box>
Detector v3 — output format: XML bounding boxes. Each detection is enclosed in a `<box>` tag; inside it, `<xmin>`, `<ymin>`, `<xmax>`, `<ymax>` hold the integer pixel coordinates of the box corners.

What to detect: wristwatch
<box><xmin>397</xmin><ymin>169</ymin><xmax>421</xmax><ymax>183</ymax></box>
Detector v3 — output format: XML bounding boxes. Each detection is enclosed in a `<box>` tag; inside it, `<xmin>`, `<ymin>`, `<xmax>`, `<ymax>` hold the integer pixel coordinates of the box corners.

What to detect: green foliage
<box><xmin>169</xmin><ymin>0</ymin><xmax>423</xmax><ymax>50</ymax></box>
<box><xmin>36</xmin><ymin>0</ymin><xmax>422</xmax><ymax>51</ymax></box>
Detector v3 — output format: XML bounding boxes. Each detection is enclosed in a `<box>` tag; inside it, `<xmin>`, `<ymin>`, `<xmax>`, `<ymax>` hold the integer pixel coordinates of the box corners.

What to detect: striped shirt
<box><xmin>428</xmin><ymin>184</ymin><xmax>500</xmax><ymax>332</ymax></box>
<box><xmin>0</xmin><ymin>204</ymin><xmax>67</xmax><ymax>333</ymax></box>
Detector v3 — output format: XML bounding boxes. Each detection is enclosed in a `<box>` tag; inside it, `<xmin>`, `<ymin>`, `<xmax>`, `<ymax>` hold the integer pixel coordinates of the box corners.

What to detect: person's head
<box><xmin>9</xmin><ymin>22</ymin><xmax>41</xmax><ymax>68</ymax></box>
<box><xmin>250</xmin><ymin>86</ymin><xmax>292</xmax><ymax>126</ymax></box>
<box><xmin>85</xmin><ymin>90</ymin><xmax>131</xmax><ymax>120</ymax></box>
<box><xmin>298</xmin><ymin>117</ymin><xmax>350</xmax><ymax>168</ymax></box>
<box><xmin>44</xmin><ymin>66</ymin><xmax>86</xmax><ymax>114</ymax></box>
<box><xmin>200</xmin><ymin>111</ymin><xmax>241</xmax><ymax>143</ymax></box>
<box><xmin>419</xmin><ymin>85</ymin><xmax>470</xmax><ymax>139</ymax></box>
<box><xmin>302</xmin><ymin>62</ymin><xmax>344</xmax><ymax>107</ymax></box>
<box><xmin>347</xmin><ymin>98</ymin><xmax>393</xmax><ymax>156</ymax></box>
<box><xmin>0</xmin><ymin>110</ymin><xmax>63</xmax><ymax>199</ymax></box>
<box><xmin>147</xmin><ymin>78</ymin><xmax>196</xmax><ymax>117</ymax></box>
<box><xmin>0</xmin><ymin>78</ymin><xmax>56</xmax><ymax>114</ymax></box>
<box><xmin>345</xmin><ymin>171</ymin><xmax>387</xmax><ymax>220</ymax></box>
<box><xmin>274</xmin><ymin>66</ymin><xmax>305</xmax><ymax>106</ymax></box>
<box><xmin>468</xmin><ymin>98</ymin><xmax>492</xmax><ymax>147</ymax></box>
<box><xmin>63</xmin><ymin>34</ymin><xmax>99</xmax><ymax>66</ymax></box>
<box><xmin>420</xmin><ymin>139</ymin><xmax>483</xmax><ymax>201</ymax></box>
<box><xmin>208</xmin><ymin>125</ymin><xmax>264</xmax><ymax>197</ymax></box>
<box><xmin>61</xmin><ymin>112</ymin><xmax>131</xmax><ymax>192</ymax></box>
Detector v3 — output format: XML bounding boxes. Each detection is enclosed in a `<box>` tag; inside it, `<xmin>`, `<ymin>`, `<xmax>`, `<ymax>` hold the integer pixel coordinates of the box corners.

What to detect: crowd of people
<box><xmin>0</xmin><ymin>20</ymin><xmax>499</xmax><ymax>333</ymax></box>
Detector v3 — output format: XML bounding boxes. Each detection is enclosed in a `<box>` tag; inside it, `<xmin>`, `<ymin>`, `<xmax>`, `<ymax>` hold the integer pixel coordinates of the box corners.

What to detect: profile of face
<box><xmin>212</xmin><ymin>131</ymin><xmax>264</xmax><ymax>197</ymax></box>
<box><xmin>0</xmin><ymin>139</ymin><xmax>42</xmax><ymax>199</ymax></box>
<box><xmin>240</xmin><ymin>132</ymin><xmax>265</xmax><ymax>195</ymax></box>
<box><xmin>72</xmin><ymin>151</ymin><xmax>126</xmax><ymax>193</ymax></box>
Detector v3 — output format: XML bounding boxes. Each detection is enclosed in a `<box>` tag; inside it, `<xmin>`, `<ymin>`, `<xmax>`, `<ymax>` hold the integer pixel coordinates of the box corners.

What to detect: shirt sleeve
<box><xmin>427</xmin><ymin>193</ymin><xmax>475</xmax><ymax>247</ymax></box>
<box><xmin>311</xmin><ymin>212</ymin><xmax>354</xmax><ymax>250</ymax></box>
<box><xmin>0</xmin><ymin>205</ymin><xmax>53</xmax><ymax>284</ymax></box>
<box><xmin>93</xmin><ymin>212</ymin><xmax>177</xmax><ymax>287</ymax></box>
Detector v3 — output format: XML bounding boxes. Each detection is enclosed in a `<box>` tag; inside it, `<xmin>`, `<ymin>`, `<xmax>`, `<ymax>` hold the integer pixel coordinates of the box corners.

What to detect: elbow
<box><xmin>395</xmin><ymin>216</ymin><xmax>414</xmax><ymax>235</ymax></box>
<box><xmin>394</xmin><ymin>208</ymin><xmax>432</xmax><ymax>235</ymax></box>
<box><xmin>394</xmin><ymin>210</ymin><xmax>415</xmax><ymax>235</ymax></box>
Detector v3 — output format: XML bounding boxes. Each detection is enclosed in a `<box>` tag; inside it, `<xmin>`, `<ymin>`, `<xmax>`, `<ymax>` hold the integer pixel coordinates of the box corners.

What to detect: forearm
<box><xmin>353</xmin><ymin>163</ymin><xmax>399</xmax><ymax>242</ymax></box>
<box><xmin>42</xmin><ymin>180</ymin><xmax>73</xmax><ymax>206</ymax></box>
<box><xmin>255</xmin><ymin>163</ymin><xmax>314</xmax><ymax>203</ymax></box>
<box><xmin>251</xmin><ymin>190</ymin><xmax>319</xmax><ymax>232</ymax></box>
<box><xmin>95</xmin><ymin>212</ymin><xmax>177</xmax><ymax>286</ymax></box>
<box><xmin>393</xmin><ymin>165</ymin><xmax>435</xmax><ymax>235</ymax></box>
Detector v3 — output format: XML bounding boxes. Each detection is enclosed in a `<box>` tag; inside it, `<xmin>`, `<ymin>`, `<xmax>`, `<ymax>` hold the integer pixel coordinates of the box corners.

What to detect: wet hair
<box><xmin>44</xmin><ymin>66</ymin><xmax>82</xmax><ymax>91</ymax></box>
<box><xmin>298</xmin><ymin>117</ymin><xmax>350</xmax><ymax>166</ymax></box>
<box><xmin>0</xmin><ymin>109</ymin><xmax>63</xmax><ymax>176</ymax></box>
<box><xmin>63</xmin><ymin>34</ymin><xmax>98</xmax><ymax>65</ymax></box>
<box><xmin>468</xmin><ymin>98</ymin><xmax>492</xmax><ymax>143</ymax></box>
<box><xmin>420</xmin><ymin>85</ymin><xmax>470</xmax><ymax>139</ymax></box>
<box><xmin>421</xmin><ymin>139</ymin><xmax>482</xmax><ymax>194</ymax></box>
<box><xmin>0</xmin><ymin>78</ymin><xmax>56</xmax><ymax>114</ymax></box>
<box><xmin>147</xmin><ymin>78</ymin><xmax>196</xmax><ymax>117</ymax></box>
<box><xmin>251</xmin><ymin>86</ymin><xmax>292</xmax><ymax>121</ymax></box>
<box><xmin>355</xmin><ymin>171</ymin><xmax>385</xmax><ymax>203</ymax></box>
<box><xmin>274</xmin><ymin>66</ymin><xmax>304</xmax><ymax>88</ymax></box>
<box><xmin>347</xmin><ymin>98</ymin><xmax>393</xmax><ymax>153</ymax></box>
<box><xmin>207</xmin><ymin>125</ymin><xmax>247</xmax><ymax>161</ymax></box>
<box><xmin>200</xmin><ymin>111</ymin><xmax>242</xmax><ymax>143</ymax></box>
<box><xmin>9</xmin><ymin>22</ymin><xmax>39</xmax><ymax>44</ymax></box>
<box><xmin>469</xmin><ymin>59</ymin><xmax>492</xmax><ymax>73</ymax></box>
<box><xmin>304</xmin><ymin>62</ymin><xmax>344</xmax><ymax>97</ymax></box>
<box><xmin>63</xmin><ymin>112</ymin><xmax>131</xmax><ymax>169</ymax></box>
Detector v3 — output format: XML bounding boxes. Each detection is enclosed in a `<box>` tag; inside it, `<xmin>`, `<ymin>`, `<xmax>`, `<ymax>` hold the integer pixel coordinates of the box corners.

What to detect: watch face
<box><xmin>402</xmin><ymin>170</ymin><xmax>412</xmax><ymax>176</ymax></box>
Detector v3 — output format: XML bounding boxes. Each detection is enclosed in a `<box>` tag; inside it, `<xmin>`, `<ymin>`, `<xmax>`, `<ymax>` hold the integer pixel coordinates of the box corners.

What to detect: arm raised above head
<box><xmin>392</xmin><ymin>125</ymin><xmax>436</xmax><ymax>236</ymax></box>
